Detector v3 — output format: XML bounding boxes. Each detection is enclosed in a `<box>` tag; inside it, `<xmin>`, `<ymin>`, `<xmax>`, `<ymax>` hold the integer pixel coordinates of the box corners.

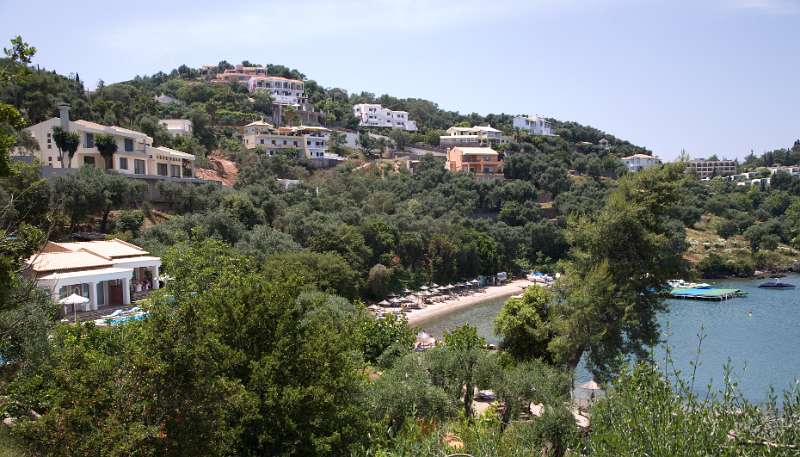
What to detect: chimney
<box><xmin>57</xmin><ymin>103</ymin><xmax>70</xmax><ymax>130</ymax></box>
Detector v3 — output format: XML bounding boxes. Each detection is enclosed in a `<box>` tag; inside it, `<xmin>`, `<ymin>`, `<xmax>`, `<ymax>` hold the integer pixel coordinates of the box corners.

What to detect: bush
<box><xmin>114</xmin><ymin>209</ymin><xmax>144</xmax><ymax>236</ymax></box>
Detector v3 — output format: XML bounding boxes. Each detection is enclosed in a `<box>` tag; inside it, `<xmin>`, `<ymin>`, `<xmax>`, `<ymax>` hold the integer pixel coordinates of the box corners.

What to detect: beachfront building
<box><xmin>159</xmin><ymin>119</ymin><xmax>193</xmax><ymax>137</ymax></box>
<box><xmin>686</xmin><ymin>159</ymin><xmax>738</xmax><ymax>178</ymax></box>
<box><xmin>352</xmin><ymin>104</ymin><xmax>418</xmax><ymax>131</ymax></box>
<box><xmin>622</xmin><ymin>153</ymin><xmax>661</xmax><ymax>172</ymax></box>
<box><xmin>446</xmin><ymin>146</ymin><xmax>504</xmax><ymax>180</ymax></box>
<box><xmin>512</xmin><ymin>115</ymin><xmax>555</xmax><ymax>136</ymax></box>
<box><xmin>242</xmin><ymin>120</ymin><xmax>338</xmax><ymax>161</ymax></box>
<box><xmin>18</xmin><ymin>104</ymin><xmax>196</xmax><ymax>179</ymax></box>
<box><xmin>25</xmin><ymin>239</ymin><xmax>161</xmax><ymax>313</ymax></box>
<box><xmin>440</xmin><ymin>126</ymin><xmax>506</xmax><ymax>147</ymax></box>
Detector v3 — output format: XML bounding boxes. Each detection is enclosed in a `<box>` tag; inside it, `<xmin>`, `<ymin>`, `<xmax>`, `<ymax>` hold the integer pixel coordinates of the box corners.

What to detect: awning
<box><xmin>113</xmin><ymin>256</ymin><xmax>162</xmax><ymax>269</ymax></box>
<box><xmin>38</xmin><ymin>267</ymin><xmax>133</xmax><ymax>289</ymax></box>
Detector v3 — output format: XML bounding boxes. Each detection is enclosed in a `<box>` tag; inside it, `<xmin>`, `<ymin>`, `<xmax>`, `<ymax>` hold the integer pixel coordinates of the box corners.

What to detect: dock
<box><xmin>669</xmin><ymin>287</ymin><xmax>746</xmax><ymax>301</ymax></box>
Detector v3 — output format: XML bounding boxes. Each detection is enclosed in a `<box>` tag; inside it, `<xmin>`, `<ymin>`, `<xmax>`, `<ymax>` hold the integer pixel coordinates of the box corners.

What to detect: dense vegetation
<box><xmin>1</xmin><ymin>36</ymin><xmax>800</xmax><ymax>456</ymax></box>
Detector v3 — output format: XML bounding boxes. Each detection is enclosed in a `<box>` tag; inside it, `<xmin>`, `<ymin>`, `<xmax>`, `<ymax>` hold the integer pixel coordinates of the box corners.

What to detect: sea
<box><xmin>420</xmin><ymin>274</ymin><xmax>800</xmax><ymax>403</ymax></box>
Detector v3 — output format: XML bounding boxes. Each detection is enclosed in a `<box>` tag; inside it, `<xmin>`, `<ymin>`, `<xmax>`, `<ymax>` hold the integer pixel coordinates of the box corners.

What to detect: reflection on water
<box><xmin>419</xmin><ymin>274</ymin><xmax>800</xmax><ymax>402</ymax></box>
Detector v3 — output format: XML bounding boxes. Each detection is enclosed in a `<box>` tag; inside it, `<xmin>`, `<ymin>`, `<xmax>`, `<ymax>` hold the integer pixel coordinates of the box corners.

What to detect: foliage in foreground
<box><xmin>591</xmin><ymin>362</ymin><xmax>800</xmax><ymax>457</ymax></box>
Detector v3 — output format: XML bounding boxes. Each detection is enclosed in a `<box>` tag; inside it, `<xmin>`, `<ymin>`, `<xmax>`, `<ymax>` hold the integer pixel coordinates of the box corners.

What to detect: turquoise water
<box><xmin>419</xmin><ymin>274</ymin><xmax>800</xmax><ymax>402</ymax></box>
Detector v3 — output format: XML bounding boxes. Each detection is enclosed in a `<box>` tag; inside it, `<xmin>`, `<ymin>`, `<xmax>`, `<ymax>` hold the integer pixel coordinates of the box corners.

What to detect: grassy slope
<box><xmin>686</xmin><ymin>214</ymin><xmax>799</xmax><ymax>269</ymax></box>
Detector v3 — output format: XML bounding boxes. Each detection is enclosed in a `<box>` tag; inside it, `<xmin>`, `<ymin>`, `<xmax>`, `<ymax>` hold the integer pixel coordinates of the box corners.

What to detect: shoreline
<box><xmin>406</xmin><ymin>279</ymin><xmax>534</xmax><ymax>327</ymax></box>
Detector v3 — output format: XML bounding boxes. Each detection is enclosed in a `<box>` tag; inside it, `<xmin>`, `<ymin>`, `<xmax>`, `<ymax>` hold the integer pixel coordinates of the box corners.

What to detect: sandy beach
<box><xmin>406</xmin><ymin>279</ymin><xmax>533</xmax><ymax>327</ymax></box>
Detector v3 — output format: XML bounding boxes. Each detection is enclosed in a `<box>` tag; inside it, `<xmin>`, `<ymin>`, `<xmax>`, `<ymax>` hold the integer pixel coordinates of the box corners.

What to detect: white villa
<box><xmin>513</xmin><ymin>115</ymin><xmax>555</xmax><ymax>136</ymax></box>
<box><xmin>247</xmin><ymin>76</ymin><xmax>307</xmax><ymax>107</ymax></box>
<box><xmin>26</xmin><ymin>239</ymin><xmax>161</xmax><ymax>313</ymax></box>
<box><xmin>352</xmin><ymin>104</ymin><xmax>418</xmax><ymax>131</ymax></box>
<box><xmin>159</xmin><ymin>119</ymin><xmax>193</xmax><ymax>137</ymax></box>
<box><xmin>212</xmin><ymin>65</ymin><xmax>268</xmax><ymax>83</ymax></box>
<box><xmin>19</xmin><ymin>104</ymin><xmax>196</xmax><ymax>180</ymax></box>
<box><xmin>242</xmin><ymin>121</ymin><xmax>338</xmax><ymax>161</ymax></box>
<box><xmin>440</xmin><ymin>125</ymin><xmax>505</xmax><ymax>147</ymax></box>
<box><xmin>622</xmin><ymin>153</ymin><xmax>662</xmax><ymax>172</ymax></box>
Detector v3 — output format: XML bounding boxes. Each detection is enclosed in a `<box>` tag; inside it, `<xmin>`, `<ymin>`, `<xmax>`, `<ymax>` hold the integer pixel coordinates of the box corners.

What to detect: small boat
<box><xmin>758</xmin><ymin>281</ymin><xmax>796</xmax><ymax>289</ymax></box>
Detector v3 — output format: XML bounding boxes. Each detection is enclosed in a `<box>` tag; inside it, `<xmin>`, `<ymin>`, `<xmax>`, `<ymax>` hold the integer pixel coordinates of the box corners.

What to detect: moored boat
<box><xmin>758</xmin><ymin>280</ymin><xmax>796</xmax><ymax>289</ymax></box>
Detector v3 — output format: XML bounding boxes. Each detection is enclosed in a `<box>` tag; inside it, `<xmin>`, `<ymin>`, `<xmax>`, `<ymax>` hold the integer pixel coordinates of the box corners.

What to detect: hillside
<box><xmin>2</xmin><ymin>58</ymin><xmax>650</xmax><ymax>171</ymax></box>
<box><xmin>687</xmin><ymin>214</ymin><xmax>800</xmax><ymax>277</ymax></box>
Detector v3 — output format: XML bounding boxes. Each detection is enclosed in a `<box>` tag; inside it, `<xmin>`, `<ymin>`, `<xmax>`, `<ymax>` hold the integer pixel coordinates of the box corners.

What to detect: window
<box><xmin>84</xmin><ymin>156</ymin><xmax>95</xmax><ymax>167</ymax></box>
<box><xmin>119</xmin><ymin>157</ymin><xmax>128</xmax><ymax>170</ymax></box>
<box><xmin>124</xmin><ymin>138</ymin><xmax>134</xmax><ymax>152</ymax></box>
<box><xmin>157</xmin><ymin>163</ymin><xmax>168</xmax><ymax>176</ymax></box>
<box><xmin>133</xmin><ymin>160</ymin><xmax>146</xmax><ymax>175</ymax></box>
<box><xmin>170</xmin><ymin>164</ymin><xmax>181</xmax><ymax>177</ymax></box>
<box><xmin>85</xmin><ymin>133</ymin><xmax>94</xmax><ymax>148</ymax></box>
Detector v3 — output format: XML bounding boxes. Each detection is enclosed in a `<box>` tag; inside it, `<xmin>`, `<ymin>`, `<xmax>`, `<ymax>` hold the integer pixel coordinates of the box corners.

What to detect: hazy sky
<box><xmin>2</xmin><ymin>0</ymin><xmax>798</xmax><ymax>160</ymax></box>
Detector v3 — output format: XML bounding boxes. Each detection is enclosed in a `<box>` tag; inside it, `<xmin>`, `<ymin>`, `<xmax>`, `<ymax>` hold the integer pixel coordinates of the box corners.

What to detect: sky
<box><xmin>1</xmin><ymin>0</ymin><xmax>798</xmax><ymax>160</ymax></box>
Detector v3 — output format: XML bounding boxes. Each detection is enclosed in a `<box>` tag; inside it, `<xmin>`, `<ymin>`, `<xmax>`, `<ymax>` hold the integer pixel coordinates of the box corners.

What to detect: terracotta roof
<box><xmin>27</xmin><ymin>239</ymin><xmax>156</xmax><ymax>274</ymax></box>
<box><xmin>55</xmin><ymin>239</ymin><xmax>150</xmax><ymax>259</ymax></box>
<box><xmin>27</xmin><ymin>249</ymin><xmax>113</xmax><ymax>273</ymax></box>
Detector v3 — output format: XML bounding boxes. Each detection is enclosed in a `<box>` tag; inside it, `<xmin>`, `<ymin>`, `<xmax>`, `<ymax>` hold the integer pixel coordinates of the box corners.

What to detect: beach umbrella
<box><xmin>446</xmin><ymin>284</ymin><xmax>454</xmax><ymax>289</ymax></box>
<box><xmin>416</xmin><ymin>331</ymin><xmax>436</xmax><ymax>346</ymax></box>
<box><xmin>431</xmin><ymin>283</ymin><xmax>440</xmax><ymax>288</ymax></box>
<box><xmin>578</xmin><ymin>380</ymin><xmax>602</xmax><ymax>391</ymax></box>
<box><xmin>59</xmin><ymin>293</ymin><xmax>90</xmax><ymax>320</ymax></box>
<box><xmin>420</xmin><ymin>285</ymin><xmax>429</xmax><ymax>290</ymax></box>
<box><xmin>378</xmin><ymin>300</ymin><xmax>390</xmax><ymax>306</ymax></box>
<box><xmin>59</xmin><ymin>293</ymin><xmax>89</xmax><ymax>306</ymax></box>
<box><xmin>402</xmin><ymin>288</ymin><xmax>412</xmax><ymax>294</ymax></box>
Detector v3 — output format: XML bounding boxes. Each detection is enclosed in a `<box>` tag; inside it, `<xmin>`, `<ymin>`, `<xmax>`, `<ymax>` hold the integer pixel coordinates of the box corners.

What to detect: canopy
<box><xmin>578</xmin><ymin>380</ymin><xmax>602</xmax><ymax>391</ymax></box>
<box><xmin>58</xmin><ymin>293</ymin><xmax>89</xmax><ymax>305</ymax></box>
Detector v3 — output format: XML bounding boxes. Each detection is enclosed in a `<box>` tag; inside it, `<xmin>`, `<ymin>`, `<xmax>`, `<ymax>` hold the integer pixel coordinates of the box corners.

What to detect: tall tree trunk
<box><xmin>101</xmin><ymin>207</ymin><xmax>110</xmax><ymax>233</ymax></box>
<box><xmin>500</xmin><ymin>399</ymin><xmax>513</xmax><ymax>432</ymax></box>
<box><xmin>463</xmin><ymin>381</ymin><xmax>473</xmax><ymax>422</ymax></box>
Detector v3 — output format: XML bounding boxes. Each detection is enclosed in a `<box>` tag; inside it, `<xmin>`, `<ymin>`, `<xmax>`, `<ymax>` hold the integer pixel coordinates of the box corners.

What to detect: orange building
<box><xmin>446</xmin><ymin>146</ymin><xmax>504</xmax><ymax>179</ymax></box>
